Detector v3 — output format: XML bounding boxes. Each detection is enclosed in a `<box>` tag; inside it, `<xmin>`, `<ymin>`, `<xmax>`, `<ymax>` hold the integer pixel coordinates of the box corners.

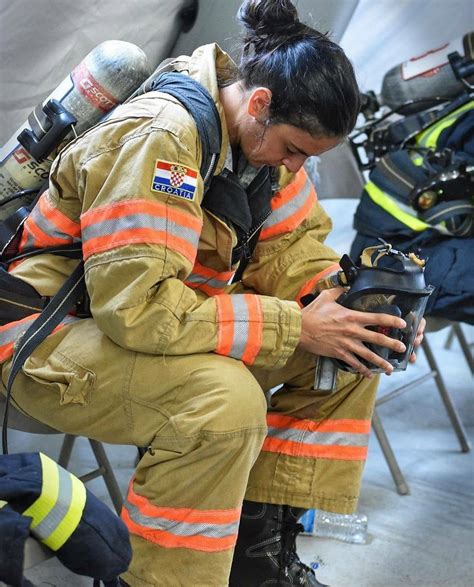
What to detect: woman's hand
<box><xmin>298</xmin><ymin>287</ymin><xmax>407</xmax><ymax>378</ymax></box>
<box><xmin>408</xmin><ymin>317</ymin><xmax>426</xmax><ymax>364</ymax></box>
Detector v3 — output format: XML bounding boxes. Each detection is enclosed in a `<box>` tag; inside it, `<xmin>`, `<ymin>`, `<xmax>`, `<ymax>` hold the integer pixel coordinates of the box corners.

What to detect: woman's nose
<box><xmin>282</xmin><ymin>154</ymin><xmax>307</xmax><ymax>173</ymax></box>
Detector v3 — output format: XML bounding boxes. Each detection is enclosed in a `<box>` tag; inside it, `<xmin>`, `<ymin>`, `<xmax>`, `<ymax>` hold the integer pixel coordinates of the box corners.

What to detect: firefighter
<box><xmin>1</xmin><ymin>0</ymin><xmax>424</xmax><ymax>585</ymax></box>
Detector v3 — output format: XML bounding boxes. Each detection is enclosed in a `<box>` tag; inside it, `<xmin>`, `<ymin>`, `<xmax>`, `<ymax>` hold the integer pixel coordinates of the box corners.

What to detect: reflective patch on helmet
<box><xmin>152</xmin><ymin>159</ymin><xmax>198</xmax><ymax>201</ymax></box>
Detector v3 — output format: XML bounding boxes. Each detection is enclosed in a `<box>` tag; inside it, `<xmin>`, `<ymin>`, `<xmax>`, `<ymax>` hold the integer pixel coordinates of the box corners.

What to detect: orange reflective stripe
<box><xmin>81</xmin><ymin>199</ymin><xmax>201</xmax><ymax>231</ymax></box>
<box><xmin>81</xmin><ymin>199</ymin><xmax>202</xmax><ymax>263</ymax></box>
<box><xmin>38</xmin><ymin>193</ymin><xmax>81</xmax><ymax>237</ymax></box>
<box><xmin>260</xmin><ymin>169</ymin><xmax>317</xmax><ymax>240</ymax></box>
<box><xmin>122</xmin><ymin>509</ymin><xmax>237</xmax><ymax>552</ymax></box>
<box><xmin>215</xmin><ymin>294</ymin><xmax>235</xmax><ymax>356</ymax></box>
<box><xmin>127</xmin><ymin>484</ymin><xmax>241</xmax><ymax>525</ymax></box>
<box><xmin>0</xmin><ymin>314</ymin><xmax>80</xmax><ymax>363</ymax></box>
<box><xmin>185</xmin><ymin>260</ymin><xmax>235</xmax><ymax>296</ymax></box>
<box><xmin>215</xmin><ymin>294</ymin><xmax>263</xmax><ymax>365</ymax></box>
<box><xmin>122</xmin><ymin>481</ymin><xmax>241</xmax><ymax>552</ymax></box>
<box><xmin>263</xmin><ymin>414</ymin><xmax>371</xmax><ymax>461</ymax></box>
<box><xmin>267</xmin><ymin>414</ymin><xmax>372</xmax><ymax>434</ymax></box>
<box><xmin>271</xmin><ymin>168</ymin><xmax>307</xmax><ymax>211</ymax></box>
<box><xmin>296</xmin><ymin>263</ymin><xmax>341</xmax><ymax>306</ymax></box>
<box><xmin>18</xmin><ymin>191</ymin><xmax>81</xmax><ymax>253</ymax></box>
<box><xmin>0</xmin><ymin>314</ymin><xmax>40</xmax><ymax>362</ymax></box>
<box><xmin>262</xmin><ymin>437</ymin><xmax>368</xmax><ymax>461</ymax></box>
<box><xmin>241</xmin><ymin>294</ymin><xmax>263</xmax><ymax>365</ymax></box>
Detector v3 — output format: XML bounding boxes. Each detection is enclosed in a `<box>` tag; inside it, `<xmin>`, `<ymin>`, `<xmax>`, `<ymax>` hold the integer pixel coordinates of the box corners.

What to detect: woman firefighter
<box><xmin>1</xmin><ymin>0</ymin><xmax>424</xmax><ymax>585</ymax></box>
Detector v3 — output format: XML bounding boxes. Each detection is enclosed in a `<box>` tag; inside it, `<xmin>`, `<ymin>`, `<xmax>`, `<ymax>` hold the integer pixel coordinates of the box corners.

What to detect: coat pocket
<box><xmin>22</xmin><ymin>351</ymin><xmax>96</xmax><ymax>406</ymax></box>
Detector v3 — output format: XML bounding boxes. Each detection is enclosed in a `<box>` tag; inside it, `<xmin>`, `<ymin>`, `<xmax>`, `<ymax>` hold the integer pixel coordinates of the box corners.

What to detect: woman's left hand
<box><xmin>409</xmin><ymin>317</ymin><xmax>426</xmax><ymax>363</ymax></box>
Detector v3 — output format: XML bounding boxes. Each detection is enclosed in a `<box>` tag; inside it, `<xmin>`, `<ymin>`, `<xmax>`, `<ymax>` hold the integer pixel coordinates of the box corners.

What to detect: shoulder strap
<box><xmin>148</xmin><ymin>72</ymin><xmax>222</xmax><ymax>189</ymax></box>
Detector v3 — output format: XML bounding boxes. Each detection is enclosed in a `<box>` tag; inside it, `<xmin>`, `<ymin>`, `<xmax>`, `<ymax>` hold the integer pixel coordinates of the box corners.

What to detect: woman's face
<box><xmin>239</xmin><ymin>120</ymin><xmax>341</xmax><ymax>172</ymax></box>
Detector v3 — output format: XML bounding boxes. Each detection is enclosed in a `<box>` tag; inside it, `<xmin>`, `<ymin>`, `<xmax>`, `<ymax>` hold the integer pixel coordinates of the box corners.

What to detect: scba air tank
<box><xmin>0</xmin><ymin>40</ymin><xmax>151</xmax><ymax>217</ymax></box>
<box><xmin>381</xmin><ymin>32</ymin><xmax>473</xmax><ymax>113</ymax></box>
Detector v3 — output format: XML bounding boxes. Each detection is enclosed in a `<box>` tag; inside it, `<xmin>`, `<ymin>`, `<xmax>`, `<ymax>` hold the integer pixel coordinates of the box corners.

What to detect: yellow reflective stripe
<box><xmin>0</xmin><ymin>500</ymin><xmax>7</xmax><ymax>508</ymax></box>
<box><xmin>23</xmin><ymin>452</ymin><xmax>58</xmax><ymax>529</ymax></box>
<box><xmin>45</xmin><ymin>473</ymin><xmax>86</xmax><ymax>550</ymax></box>
<box><xmin>365</xmin><ymin>181</ymin><xmax>429</xmax><ymax>231</ymax></box>
<box><xmin>416</xmin><ymin>101</ymin><xmax>474</xmax><ymax>148</ymax></box>
<box><xmin>23</xmin><ymin>452</ymin><xmax>87</xmax><ymax>551</ymax></box>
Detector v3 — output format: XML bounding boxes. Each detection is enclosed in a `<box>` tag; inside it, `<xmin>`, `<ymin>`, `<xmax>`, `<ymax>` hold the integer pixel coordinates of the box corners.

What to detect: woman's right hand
<box><xmin>298</xmin><ymin>287</ymin><xmax>407</xmax><ymax>378</ymax></box>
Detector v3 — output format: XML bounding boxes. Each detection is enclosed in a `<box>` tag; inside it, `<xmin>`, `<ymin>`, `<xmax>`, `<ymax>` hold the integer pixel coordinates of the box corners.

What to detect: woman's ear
<box><xmin>247</xmin><ymin>87</ymin><xmax>272</xmax><ymax>122</ymax></box>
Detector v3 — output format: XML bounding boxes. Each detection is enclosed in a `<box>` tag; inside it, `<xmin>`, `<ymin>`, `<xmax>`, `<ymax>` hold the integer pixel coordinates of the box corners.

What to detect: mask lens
<box><xmin>338</xmin><ymin>291</ymin><xmax>431</xmax><ymax>373</ymax></box>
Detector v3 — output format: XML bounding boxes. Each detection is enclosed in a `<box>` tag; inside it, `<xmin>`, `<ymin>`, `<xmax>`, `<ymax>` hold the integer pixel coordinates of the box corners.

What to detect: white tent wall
<box><xmin>0</xmin><ymin>0</ymin><xmax>359</xmax><ymax>146</ymax></box>
<box><xmin>171</xmin><ymin>0</ymin><xmax>359</xmax><ymax>60</ymax></box>
<box><xmin>0</xmin><ymin>0</ymin><xmax>194</xmax><ymax>144</ymax></box>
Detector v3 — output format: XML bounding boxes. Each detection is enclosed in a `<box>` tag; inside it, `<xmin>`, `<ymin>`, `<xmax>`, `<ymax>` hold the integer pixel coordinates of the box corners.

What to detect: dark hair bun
<box><xmin>238</xmin><ymin>0</ymin><xmax>302</xmax><ymax>51</ymax></box>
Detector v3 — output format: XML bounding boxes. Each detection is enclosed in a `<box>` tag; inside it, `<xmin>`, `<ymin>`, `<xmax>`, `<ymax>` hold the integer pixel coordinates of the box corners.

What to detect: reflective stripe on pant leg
<box><xmin>121</xmin><ymin>352</ymin><xmax>268</xmax><ymax>587</ymax></box>
<box><xmin>247</xmin><ymin>352</ymin><xmax>379</xmax><ymax>513</ymax></box>
<box><xmin>122</xmin><ymin>479</ymin><xmax>241</xmax><ymax>552</ymax></box>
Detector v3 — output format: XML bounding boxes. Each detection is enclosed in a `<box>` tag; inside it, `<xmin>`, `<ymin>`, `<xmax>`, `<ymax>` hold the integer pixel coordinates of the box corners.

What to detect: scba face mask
<box><xmin>306</xmin><ymin>242</ymin><xmax>434</xmax><ymax>391</ymax></box>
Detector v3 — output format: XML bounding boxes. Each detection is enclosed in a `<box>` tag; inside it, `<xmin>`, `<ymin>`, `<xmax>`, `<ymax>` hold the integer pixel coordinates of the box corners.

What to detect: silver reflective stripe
<box><xmin>267</xmin><ymin>426</ymin><xmax>369</xmax><ymax>447</ymax></box>
<box><xmin>263</xmin><ymin>178</ymin><xmax>312</xmax><ymax>229</ymax></box>
<box><xmin>186</xmin><ymin>273</ymin><xmax>231</xmax><ymax>290</ymax></box>
<box><xmin>230</xmin><ymin>296</ymin><xmax>249</xmax><ymax>359</ymax></box>
<box><xmin>0</xmin><ymin>317</ymin><xmax>36</xmax><ymax>346</ymax></box>
<box><xmin>32</xmin><ymin>464</ymin><xmax>72</xmax><ymax>542</ymax></box>
<box><xmin>82</xmin><ymin>212</ymin><xmax>199</xmax><ymax>247</ymax></box>
<box><xmin>124</xmin><ymin>500</ymin><xmax>239</xmax><ymax>539</ymax></box>
<box><xmin>29</xmin><ymin>206</ymin><xmax>80</xmax><ymax>244</ymax></box>
<box><xmin>0</xmin><ymin>314</ymin><xmax>80</xmax><ymax>358</ymax></box>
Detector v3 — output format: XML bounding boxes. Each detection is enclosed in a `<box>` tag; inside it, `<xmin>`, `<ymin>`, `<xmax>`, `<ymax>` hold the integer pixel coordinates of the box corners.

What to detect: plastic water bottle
<box><xmin>300</xmin><ymin>509</ymin><xmax>368</xmax><ymax>544</ymax></box>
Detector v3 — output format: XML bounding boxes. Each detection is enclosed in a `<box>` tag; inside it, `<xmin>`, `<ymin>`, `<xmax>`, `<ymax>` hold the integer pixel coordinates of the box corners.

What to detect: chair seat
<box><xmin>0</xmin><ymin>394</ymin><xmax>60</xmax><ymax>434</ymax></box>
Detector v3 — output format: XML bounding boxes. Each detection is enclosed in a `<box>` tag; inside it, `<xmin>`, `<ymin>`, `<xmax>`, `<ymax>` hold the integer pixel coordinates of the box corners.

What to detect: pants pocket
<box><xmin>22</xmin><ymin>350</ymin><xmax>96</xmax><ymax>406</ymax></box>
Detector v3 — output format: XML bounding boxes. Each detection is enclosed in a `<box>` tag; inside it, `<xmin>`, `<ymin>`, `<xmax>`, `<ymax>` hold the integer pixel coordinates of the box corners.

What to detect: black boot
<box><xmin>229</xmin><ymin>500</ymin><xmax>328</xmax><ymax>586</ymax></box>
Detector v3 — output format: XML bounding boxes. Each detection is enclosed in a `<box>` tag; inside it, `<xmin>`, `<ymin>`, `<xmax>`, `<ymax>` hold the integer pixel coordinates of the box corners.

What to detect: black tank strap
<box><xmin>150</xmin><ymin>72</ymin><xmax>222</xmax><ymax>189</ymax></box>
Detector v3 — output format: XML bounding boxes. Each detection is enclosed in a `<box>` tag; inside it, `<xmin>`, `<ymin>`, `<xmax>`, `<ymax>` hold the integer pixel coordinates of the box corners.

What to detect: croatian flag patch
<box><xmin>151</xmin><ymin>159</ymin><xmax>198</xmax><ymax>200</ymax></box>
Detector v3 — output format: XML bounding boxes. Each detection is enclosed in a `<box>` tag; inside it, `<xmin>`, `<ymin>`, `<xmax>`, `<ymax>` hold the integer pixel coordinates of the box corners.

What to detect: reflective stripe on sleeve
<box><xmin>416</xmin><ymin>100</ymin><xmax>473</xmax><ymax>148</ymax></box>
<box><xmin>18</xmin><ymin>191</ymin><xmax>81</xmax><ymax>253</ymax></box>
<box><xmin>81</xmin><ymin>199</ymin><xmax>202</xmax><ymax>263</ymax></box>
<box><xmin>22</xmin><ymin>453</ymin><xmax>86</xmax><ymax>551</ymax></box>
<box><xmin>215</xmin><ymin>294</ymin><xmax>263</xmax><ymax>365</ymax></box>
<box><xmin>262</xmin><ymin>414</ymin><xmax>371</xmax><ymax>461</ymax></box>
<box><xmin>0</xmin><ymin>314</ymin><xmax>80</xmax><ymax>363</ymax></box>
<box><xmin>296</xmin><ymin>263</ymin><xmax>341</xmax><ymax>306</ymax></box>
<box><xmin>122</xmin><ymin>481</ymin><xmax>241</xmax><ymax>552</ymax></box>
<box><xmin>184</xmin><ymin>260</ymin><xmax>235</xmax><ymax>296</ymax></box>
<box><xmin>260</xmin><ymin>168</ymin><xmax>316</xmax><ymax>240</ymax></box>
<box><xmin>365</xmin><ymin>181</ymin><xmax>441</xmax><ymax>233</ymax></box>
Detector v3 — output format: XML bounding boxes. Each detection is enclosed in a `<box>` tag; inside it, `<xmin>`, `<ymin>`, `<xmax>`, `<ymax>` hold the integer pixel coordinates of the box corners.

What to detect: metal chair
<box><xmin>372</xmin><ymin>319</ymin><xmax>472</xmax><ymax>495</ymax></box>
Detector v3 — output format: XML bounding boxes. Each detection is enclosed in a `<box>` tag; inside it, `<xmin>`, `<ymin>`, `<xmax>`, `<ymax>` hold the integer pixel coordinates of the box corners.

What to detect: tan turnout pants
<box><xmin>2</xmin><ymin>318</ymin><xmax>378</xmax><ymax>586</ymax></box>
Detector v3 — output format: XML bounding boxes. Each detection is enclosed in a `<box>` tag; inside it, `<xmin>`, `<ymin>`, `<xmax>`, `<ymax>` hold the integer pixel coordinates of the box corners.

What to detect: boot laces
<box><xmin>276</xmin><ymin>517</ymin><xmax>316</xmax><ymax>583</ymax></box>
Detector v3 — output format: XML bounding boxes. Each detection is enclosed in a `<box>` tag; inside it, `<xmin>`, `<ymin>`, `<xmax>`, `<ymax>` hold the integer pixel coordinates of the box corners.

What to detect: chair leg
<box><xmin>88</xmin><ymin>439</ymin><xmax>124</xmax><ymax>516</ymax></box>
<box><xmin>57</xmin><ymin>434</ymin><xmax>76</xmax><ymax>468</ymax></box>
<box><xmin>444</xmin><ymin>326</ymin><xmax>455</xmax><ymax>350</ymax></box>
<box><xmin>452</xmin><ymin>324</ymin><xmax>474</xmax><ymax>375</ymax></box>
<box><xmin>57</xmin><ymin>434</ymin><xmax>124</xmax><ymax>515</ymax></box>
<box><xmin>372</xmin><ymin>410</ymin><xmax>410</xmax><ymax>495</ymax></box>
<box><xmin>421</xmin><ymin>337</ymin><xmax>471</xmax><ymax>453</ymax></box>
